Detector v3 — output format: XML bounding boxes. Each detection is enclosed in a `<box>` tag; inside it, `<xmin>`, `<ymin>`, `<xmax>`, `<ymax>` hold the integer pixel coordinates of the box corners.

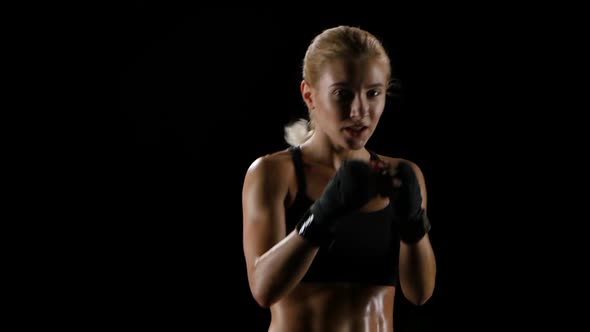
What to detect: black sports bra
<box><xmin>285</xmin><ymin>146</ymin><xmax>400</xmax><ymax>286</ymax></box>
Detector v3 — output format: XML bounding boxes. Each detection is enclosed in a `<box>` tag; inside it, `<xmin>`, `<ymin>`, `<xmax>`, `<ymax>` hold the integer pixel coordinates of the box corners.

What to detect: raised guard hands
<box><xmin>296</xmin><ymin>160</ymin><xmax>379</xmax><ymax>246</ymax></box>
<box><xmin>374</xmin><ymin>160</ymin><xmax>431</xmax><ymax>244</ymax></box>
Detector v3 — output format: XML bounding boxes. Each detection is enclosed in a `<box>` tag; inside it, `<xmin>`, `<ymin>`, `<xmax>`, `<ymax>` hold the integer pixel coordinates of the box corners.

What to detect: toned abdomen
<box><xmin>268</xmin><ymin>282</ymin><xmax>396</xmax><ymax>332</ymax></box>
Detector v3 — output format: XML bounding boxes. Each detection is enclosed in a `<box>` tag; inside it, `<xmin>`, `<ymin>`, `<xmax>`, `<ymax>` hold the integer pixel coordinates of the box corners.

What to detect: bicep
<box><xmin>242</xmin><ymin>158</ymin><xmax>288</xmax><ymax>278</ymax></box>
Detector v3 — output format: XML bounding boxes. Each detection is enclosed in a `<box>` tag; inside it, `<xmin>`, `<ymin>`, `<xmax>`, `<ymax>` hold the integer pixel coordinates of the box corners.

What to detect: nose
<box><xmin>349</xmin><ymin>94</ymin><xmax>368</xmax><ymax>120</ymax></box>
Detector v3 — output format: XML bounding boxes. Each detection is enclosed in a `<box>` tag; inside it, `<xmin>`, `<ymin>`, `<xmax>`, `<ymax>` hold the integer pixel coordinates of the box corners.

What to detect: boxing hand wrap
<box><xmin>296</xmin><ymin>159</ymin><xmax>378</xmax><ymax>246</ymax></box>
<box><xmin>393</xmin><ymin>161</ymin><xmax>431</xmax><ymax>244</ymax></box>
<box><xmin>295</xmin><ymin>208</ymin><xmax>334</xmax><ymax>247</ymax></box>
<box><xmin>398</xmin><ymin>208</ymin><xmax>431</xmax><ymax>244</ymax></box>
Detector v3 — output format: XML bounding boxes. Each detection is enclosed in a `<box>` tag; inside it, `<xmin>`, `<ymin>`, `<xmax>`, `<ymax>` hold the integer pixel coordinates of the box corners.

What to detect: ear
<box><xmin>300</xmin><ymin>80</ymin><xmax>314</xmax><ymax>110</ymax></box>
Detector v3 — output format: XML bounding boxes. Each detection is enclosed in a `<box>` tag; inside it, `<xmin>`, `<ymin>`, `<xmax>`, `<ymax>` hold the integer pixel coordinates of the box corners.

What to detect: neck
<box><xmin>302</xmin><ymin>132</ymin><xmax>370</xmax><ymax>170</ymax></box>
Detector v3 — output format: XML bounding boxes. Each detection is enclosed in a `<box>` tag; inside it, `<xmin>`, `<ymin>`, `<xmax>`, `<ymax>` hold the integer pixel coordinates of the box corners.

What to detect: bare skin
<box><xmin>269</xmin><ymin>281</ymin><xmax>396</xmax><ymax>332</ymax></box>
<box><xmin>242</xmin><ymin>57</ymin><xmax>436</xmax><ymax>332</ymax></box>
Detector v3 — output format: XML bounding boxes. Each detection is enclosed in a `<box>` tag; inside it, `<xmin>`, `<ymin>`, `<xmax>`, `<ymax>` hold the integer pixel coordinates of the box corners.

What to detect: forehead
<box><xmin>318</xmin><ymin>57</ymin><xmax>389</xmax><ymax>87</ymax></box>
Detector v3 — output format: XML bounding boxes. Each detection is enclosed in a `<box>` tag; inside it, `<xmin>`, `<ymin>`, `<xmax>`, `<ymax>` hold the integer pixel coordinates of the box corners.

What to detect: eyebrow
<box><xmin>329</xmin><ymin>82</ymin><xmax>385</xmax><ymax>88</ymax></box>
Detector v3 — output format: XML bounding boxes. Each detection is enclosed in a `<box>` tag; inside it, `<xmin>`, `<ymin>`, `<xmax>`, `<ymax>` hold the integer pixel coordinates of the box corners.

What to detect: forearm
<box><xmin>398</xmin><ymin>234</ymin><xmax>436</xmax><ymax>305</ymax></box>
<box><xmin>251</xmin><ymin>230</ymin><xmax>319</xmax><ymax>307</ymax></box>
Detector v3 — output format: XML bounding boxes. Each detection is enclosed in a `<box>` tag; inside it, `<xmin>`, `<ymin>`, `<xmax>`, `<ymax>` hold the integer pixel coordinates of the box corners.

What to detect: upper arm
<box><xmin>242</xmin><ymin>156</ymin><xmax>289</xmax><ymax>286</ymax></box>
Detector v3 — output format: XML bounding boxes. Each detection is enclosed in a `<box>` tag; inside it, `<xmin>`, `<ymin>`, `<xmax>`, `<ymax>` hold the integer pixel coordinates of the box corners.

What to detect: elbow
<box><xmin>252</xmin><ymin>289</ymin><xmax>272</xmax><ymax>308</ymax></box>
<box><xmin>250</xmin><ymin>280</ymin><xmax>276</xmax><ymax>308</ymax></box>
<box><xmin>401</xmin><ymin>277</ymin><xmax>436</xmax><ymax>306</ymax></box>
<box><xmin>248</xmin><ymin>264</ymin><xmax>281</xmax><ymax>308</ymax></box>
<box><xmin>403</xmin><ymin>286</ymin><xmax>435</xmax><ymax>306</ymax></box>
<box><xmin>406</xmin><ymin>291</ymin><xmax>433</xmax><ymax>306</ymax></box>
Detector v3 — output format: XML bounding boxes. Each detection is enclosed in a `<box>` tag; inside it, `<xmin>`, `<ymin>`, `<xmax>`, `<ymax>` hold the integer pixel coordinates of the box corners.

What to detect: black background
<box><xmin>112</xmin><ymin>3</ymin><xmax>577</xmax><ymax>331</ymax></box>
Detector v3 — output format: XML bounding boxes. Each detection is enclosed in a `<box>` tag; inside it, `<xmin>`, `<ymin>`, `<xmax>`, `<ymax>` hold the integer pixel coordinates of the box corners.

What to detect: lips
<box><xmin>343</xmin><ymin>126</ymin><xmax>368</xmax><ymax>137</ymax></box>
<box><xmin>344</xmin><ymin>123</ymin><xmax>368</xmax><ymax>130</ymax></box>
<box><xmin>344</xmin><ymin>125</ymin><xmax>368</xmax><ymax>131</ymax></box>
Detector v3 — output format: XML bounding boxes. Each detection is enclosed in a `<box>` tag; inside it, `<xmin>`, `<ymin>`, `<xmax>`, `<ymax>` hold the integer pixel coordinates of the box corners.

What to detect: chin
<box><xmin>343</xmin><ymin>139</ymin><xmax>367</xmax><ymax>150</ymax></box>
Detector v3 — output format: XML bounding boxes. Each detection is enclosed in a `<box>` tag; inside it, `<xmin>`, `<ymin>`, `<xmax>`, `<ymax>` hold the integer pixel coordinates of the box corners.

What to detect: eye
<box><xmin>333</xmin><ymin>89</ymin><xmax>354</xmax><ymax>100</ymax></box>
<box><xmin>367</xmin><ymin>90</ymin><xmax>382</xmax><ymax>98</ymax></box>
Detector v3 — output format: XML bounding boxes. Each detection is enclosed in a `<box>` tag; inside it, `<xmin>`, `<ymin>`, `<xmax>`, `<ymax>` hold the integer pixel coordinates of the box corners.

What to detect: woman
<box><xmin>242</xmin><ymin>25</ymin><xmax>436</xmax><ymax>332</ymax></box>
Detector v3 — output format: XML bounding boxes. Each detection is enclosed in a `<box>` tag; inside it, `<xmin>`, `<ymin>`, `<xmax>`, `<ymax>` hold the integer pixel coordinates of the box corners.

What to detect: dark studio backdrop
<box><xmin>114</xmin><ymin>3</ymin><xmax>574</xmax><ymax>331</ymax></box>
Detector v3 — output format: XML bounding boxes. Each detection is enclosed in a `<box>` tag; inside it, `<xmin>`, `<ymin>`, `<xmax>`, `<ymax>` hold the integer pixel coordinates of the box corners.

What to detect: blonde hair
<box><xmin>284</xmin><ymin>25</ymin><xmax>392</xmax><ymax>147</ymax></box>
<box><xmin>284</xmin><ymin>118</ymin><xmax>314</xmax><ymax>147</ymax></box>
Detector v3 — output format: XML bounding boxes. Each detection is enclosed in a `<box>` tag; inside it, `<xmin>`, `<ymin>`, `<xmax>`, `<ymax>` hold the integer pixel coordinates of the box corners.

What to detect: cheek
<box><xmin>316</xmin><ymin>99</ymin><xmax>345</xmax><ymax>121</ymax></box>
<box><xmin>370</xmin><ymin>107</ymin><xmax>385</xmax><ymax>120</ymax></box>
<box><xmin>316</xmin><ymin>109</ymin><xmax>344</xmax><ymax>130</ymax></box>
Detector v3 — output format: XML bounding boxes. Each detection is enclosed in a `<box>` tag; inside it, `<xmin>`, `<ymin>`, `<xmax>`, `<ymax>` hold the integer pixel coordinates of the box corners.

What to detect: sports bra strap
<box><xmin>289</xmin><ymin>146</ymin><xmax>307</xmax><ymax>196</ymax></box>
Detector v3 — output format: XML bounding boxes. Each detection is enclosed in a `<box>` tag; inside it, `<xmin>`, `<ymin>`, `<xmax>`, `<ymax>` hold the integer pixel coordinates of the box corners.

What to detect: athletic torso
<box><xmin>267</xmin><ymin>146</ymin><xmax>401</xmax><ymax>332</ymax></box>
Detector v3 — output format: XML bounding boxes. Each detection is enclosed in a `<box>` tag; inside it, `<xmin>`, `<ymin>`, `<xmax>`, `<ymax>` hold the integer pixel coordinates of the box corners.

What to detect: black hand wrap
<box><xmin>296</xmin><ymin>159</ymin><xmax>377</xmax><ymax>246</ymax></box>
<box><xmin>393</xmin><ymin>161</ymin><xmax>431</xmax><ymax>243</ymax></box>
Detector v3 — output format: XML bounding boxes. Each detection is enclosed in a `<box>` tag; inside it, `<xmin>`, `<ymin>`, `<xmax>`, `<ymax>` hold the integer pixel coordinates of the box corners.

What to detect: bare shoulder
<box><xmin>244</xmin><ymin>149</ymin><xmax>294</xmax><ymax>180</ymax></box>
<box><xmin>242</xmin><ymin>148</ymin><xmax>295</xmax><ymax>194</ymax></box>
